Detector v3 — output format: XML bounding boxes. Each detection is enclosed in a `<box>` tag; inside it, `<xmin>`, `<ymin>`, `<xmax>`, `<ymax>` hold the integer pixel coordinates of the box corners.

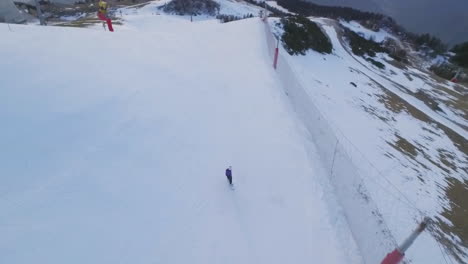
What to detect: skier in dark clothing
<box><xmin>225</xmin><ymin>166</ymin><xmax>233</xmax><ymax>185</ymax></box>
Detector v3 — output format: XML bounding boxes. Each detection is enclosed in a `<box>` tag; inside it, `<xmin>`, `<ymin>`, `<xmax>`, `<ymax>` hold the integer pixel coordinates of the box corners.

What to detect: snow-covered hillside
<box><xmin>340</xmin><ymin>20</ymin><xmax>396</xmax><ymax>43</ymax></box>
<box><xmin>268</xmin><ymin>16</ymin><xmax>467</xmax><ymax>264</ymax></box>
<box><xmin>0</xmin><ymin>3</ymin><xmax>362</xmax><ymax>264</ymax></box>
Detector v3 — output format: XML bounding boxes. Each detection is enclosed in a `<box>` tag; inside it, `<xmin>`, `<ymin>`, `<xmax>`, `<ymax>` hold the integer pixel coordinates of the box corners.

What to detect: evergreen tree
<box><xmin>344</xmin><ymin>28</ymin><xmax>387</xmax><ymax>57</ymax></box>
<box><xmin>414</xmin><ymin>33</ymin><xmax>447</xmax><ymax>54</ymax></box>
<box><xmin>451</xmin><ymin>42</ymin><xmax>468</xmax><ymax>68</ymax></box>
<box><xmin>281</xmin><ymin>16</ymin><xmax>332</xmax><ymax>55</ymax></box>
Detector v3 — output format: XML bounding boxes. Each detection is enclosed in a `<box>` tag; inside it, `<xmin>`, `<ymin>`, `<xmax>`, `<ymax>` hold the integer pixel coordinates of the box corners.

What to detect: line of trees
<box><xmin>410</xmin><ymin>33</ymin><xmax>448</xmax><ymax>54</ymax></box>
<box><xmin>161</xmin><ymin>0</ymin><xmax>219</xmax><ymax>16</ymax></box>
<box><xmin>275</xmin><ymin>0</ymin><xmax>385</xmax><ymax>22</ymax></box>
<box><xmin>216</xmin><ymin>13</ymin><xmax>253</xmax><ymax>23</ymax></box>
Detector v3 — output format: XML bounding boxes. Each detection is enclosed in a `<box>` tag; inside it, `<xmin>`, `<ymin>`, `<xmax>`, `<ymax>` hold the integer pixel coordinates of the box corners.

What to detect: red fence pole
<box><xmin>381</xmin><ymin>218</ymin><xmax>429</xmax><ymax>264</ymax></box>
<box><xmin>273</xmin><ymin>38</ymin><xmax>279</xmax><ymax>69</ymax></box>
<box><xmin>381</xmin><ymin>250</ymin><xmax>404</xmax><ymax>264</ymax></box>
<box><xmin>451</xmin><ymin>70</ymin><xmax>461</xmax><ymax>83</ymax></box>
<box><xmin>97</xmin><ymin>12</ymin><xmax>114</xmax><ymax>32</ymax></box>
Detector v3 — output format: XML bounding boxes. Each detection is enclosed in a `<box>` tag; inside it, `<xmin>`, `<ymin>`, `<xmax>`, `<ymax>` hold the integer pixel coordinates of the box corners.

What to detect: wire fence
<box><xmin>263</xmin><ymin>17</ymin><xmax>398</xmax><ymax>264</ymax></box>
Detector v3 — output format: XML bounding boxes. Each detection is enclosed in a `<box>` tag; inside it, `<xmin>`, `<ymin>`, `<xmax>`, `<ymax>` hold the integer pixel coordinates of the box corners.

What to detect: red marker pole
<box><xmin>451</xmin><ymin>70</ymin><xmax>461</xmax><ymax>83</ymax></box>
<box><xmin>381</xmin><ymin>250</ymin><xmax>404</xmax><ymax>264</ymax></box>
<box><xmin>97</xmin><ymin>12</ymin><xmax>114</xmax><ymax>32</ymax></box>
<box><xmin>273</xmin><ymin>38</ymin><xmax>279</xmax><ymax>69</ymax></box>
<box><xmin>381</xmin><ymin>218</ymin><xmax>429</xmax><ymax>264</ymax></box>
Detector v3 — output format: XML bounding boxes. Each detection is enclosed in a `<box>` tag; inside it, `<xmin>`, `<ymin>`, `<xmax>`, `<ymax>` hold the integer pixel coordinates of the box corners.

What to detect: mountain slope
<box><xmin>0</xmin><ymin>5</ymin><xmax>362</xmax><ymax>264</ymax></box>
<box><xmin>268</xmin><ymin>16</ymin><xmax>467</xmax><ymax>263</ymax></box>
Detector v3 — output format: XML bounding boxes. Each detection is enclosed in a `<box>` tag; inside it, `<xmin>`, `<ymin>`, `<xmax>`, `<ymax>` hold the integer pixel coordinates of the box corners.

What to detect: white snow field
<box><xmin>0</xmin><ymin>5</ymin><xmax>362</xmax><ymax>264</ymax></box>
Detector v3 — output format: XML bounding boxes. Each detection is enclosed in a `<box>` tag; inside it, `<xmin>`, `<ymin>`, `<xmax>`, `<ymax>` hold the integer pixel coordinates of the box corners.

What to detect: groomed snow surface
<box><xmin>0</xmin><ymin>3</ymin><xmax>362</xmax><ymax>264</ymax></box>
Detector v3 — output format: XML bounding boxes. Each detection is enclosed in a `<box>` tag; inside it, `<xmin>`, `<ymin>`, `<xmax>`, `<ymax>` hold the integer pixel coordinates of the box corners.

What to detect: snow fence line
<box><xmin>262</xmin><ymin>18</ymin><xmax>397</xmax><ymax>264</ymax></box>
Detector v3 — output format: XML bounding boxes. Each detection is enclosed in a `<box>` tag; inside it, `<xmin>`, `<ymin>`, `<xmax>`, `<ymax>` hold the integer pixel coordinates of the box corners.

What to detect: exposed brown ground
<box><xmin>325</xmin><ymin>18</ymin><xmax>468</xmax><ymax>262</ymax></box>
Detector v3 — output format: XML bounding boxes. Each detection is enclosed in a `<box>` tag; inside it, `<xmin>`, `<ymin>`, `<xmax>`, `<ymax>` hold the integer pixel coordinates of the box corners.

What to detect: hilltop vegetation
<box><xmin>343</xmin><ymin>28</ymin><xmax>387</xmax><ymax>57</ymax></box>
<box><xmin>410</xmin><ymin>33</ymin><xmax>448</xmax><ymax>55</ymax></box>
<box><xmin>451</xmin><ymin>42</ymin><xmax>468</xmax><ymax>68</ymax></box>
<box><xmin>275</xmin><ymin>0</ymin><xmax>385</xmax><ymax>22</ymax></box>
<box><xmin>280</xmin><ymin>16</ymin><xmax>332</xmax><ymax>55</ymax></box>
<box><xmin>162</xmin><ymin>0</ymin><xmax>220</xmax><ymax>15</ymax></box>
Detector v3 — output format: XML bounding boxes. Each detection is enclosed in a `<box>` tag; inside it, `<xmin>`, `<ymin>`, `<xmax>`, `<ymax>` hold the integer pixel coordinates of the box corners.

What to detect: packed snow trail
<box><xmin>0</xmin><ymin>7</ymin><xmax>362</xmax><ymax>264</ymax></box>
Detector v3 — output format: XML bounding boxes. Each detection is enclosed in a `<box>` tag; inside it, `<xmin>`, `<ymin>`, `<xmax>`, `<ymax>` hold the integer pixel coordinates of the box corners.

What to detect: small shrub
<box><xmin>383</xmin><ymin>38</ymin><xmax>408</xmax><ymax>63</ymax></box>
<box><xmin>344</xmin><ymin>28</ymin><xmax>388</xmax><ymax>57</ymax></box>
<box><xmin>366</xmin><ymin>58</ymin><xmax>385</xmax><ymax>69</ymax></box>
<box><xmin>450</xmin><ymin>42</ymin><xmax>468</xmax><ymax>68</ymax></box>
<box><xmin>389</xmin><ymin>49</ymin><xmax>408</xmax><ymax>63</ymax></box>
<box><xmin>281</xmin><ymin>16</ymin><xmax>332</xmax><ymax>55</ymax></box>
<box><xmin>430</xmin><ymin>63</ymin><xmax>458</xmax><ymax>80</ymax></box>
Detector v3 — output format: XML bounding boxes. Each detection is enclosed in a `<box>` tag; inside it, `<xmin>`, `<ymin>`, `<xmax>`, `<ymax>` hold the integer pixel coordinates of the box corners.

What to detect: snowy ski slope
<box><xmin>0</xmin><ymin>4</ymin><xmax>362</xmax><ymax>264</ymax></box>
